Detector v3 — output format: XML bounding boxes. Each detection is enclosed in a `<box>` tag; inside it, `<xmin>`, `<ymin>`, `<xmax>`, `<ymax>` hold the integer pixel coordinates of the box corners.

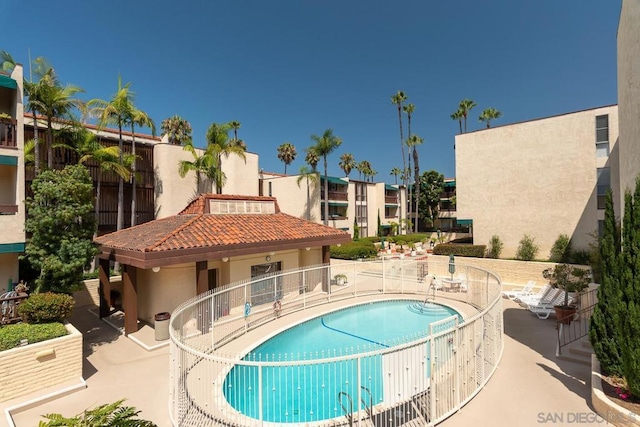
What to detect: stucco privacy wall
<box><xmin>618</xmin><ymin>0</ymin><xmax>640</xmax><ymax>205</ymax></box>
<box><xmin>0</xmin><ymin>323</ymin><xmax>82</xmax><ymax>402</ymax></box>
<box><xmin>154</xmin><ymin>143</ymin><xmax>260</xmax><ymax>219</ymax></box>
<box><xmin>455</xmin><ymin>105</ymin><xmax>619</xmax><ymax>259</ymax></box>
<box><xmin>261</xmin><ymin>173</ymin><xmax>321</xmax><ymax>221</ymax></box>
<box><xmin>427</xmin><ymin>254</ymin><xmax>589</xmax><ymax>289</ymax></box>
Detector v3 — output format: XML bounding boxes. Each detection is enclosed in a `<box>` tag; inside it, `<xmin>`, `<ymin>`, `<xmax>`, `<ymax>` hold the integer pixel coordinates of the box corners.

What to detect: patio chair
<box><xmin>502</xmin><ymin>281</ymin><xmax>536</xmax><ymax>300</ymax></box>
<box><xmin>515</xmin><ymin>284</ymin><xmax>554</xmax><ymax>306</ymax></box>
<box><xmin>458</xmin><ymin>273</ymin><xmax>468</xmax><ymax>292</ymax></box>
<box><xmin>526</xmin><ymin>291</ymin><xmax>567</xmax><ymax>319</ymax></box>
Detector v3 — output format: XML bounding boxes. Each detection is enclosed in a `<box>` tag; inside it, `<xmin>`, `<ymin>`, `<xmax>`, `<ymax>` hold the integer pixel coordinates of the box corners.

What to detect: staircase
<box><xmin>557</xmin><ymin>337</ymin><xmax>592</xmax><ymax>366</ymax></box>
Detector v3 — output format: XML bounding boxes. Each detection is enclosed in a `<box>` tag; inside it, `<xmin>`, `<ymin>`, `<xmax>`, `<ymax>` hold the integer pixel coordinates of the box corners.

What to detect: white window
<box><xmin>595</xmin><ymin>115</ymin><xmax>609</xmax><ymax>157</ymax></box>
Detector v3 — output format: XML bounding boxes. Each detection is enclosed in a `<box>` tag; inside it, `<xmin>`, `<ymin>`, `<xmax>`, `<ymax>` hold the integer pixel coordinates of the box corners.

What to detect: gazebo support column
<box><xmin>322</xmin><ymin>245</ymin><xmax>330</xmax><ymax>292</ymax></box>
<box><xmin>98</xmin><ymin>258</ymin><xmax>111</xmax><ymax>318</ymax></box>
<box><xmin>196</xmin><ymin>261</ymin><xmax>208</xmax><ymax>295</ymax></box>
<box><xmin>123</xmin><ymin>265</ymin><xmax>138</xmax><ymax>335</ymax></box>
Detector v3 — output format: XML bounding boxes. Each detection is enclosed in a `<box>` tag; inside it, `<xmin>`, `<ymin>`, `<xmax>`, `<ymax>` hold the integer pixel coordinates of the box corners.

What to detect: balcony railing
<box><xmin>0</xmin><ymin>204</ymin><xmax>18</xmax><ymax>215</ymax></box>
<box><xmin>385</xmin><ymin>196</ymin><xmax>398</xmax><ymax>204</ymax></box>
<box><xmin>0</xmin><ymin>119</ymin><xmax>17</xmax><ymax>148</ymax></box>
<box><xmin>321</xmin><ymin>191</ymin><xmax>348</xmax><ymax>201</ymax></box>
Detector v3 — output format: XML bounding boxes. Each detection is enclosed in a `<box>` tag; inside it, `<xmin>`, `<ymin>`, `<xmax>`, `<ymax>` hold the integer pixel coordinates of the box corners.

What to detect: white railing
<box><xmin>169</xmin><ymin>259</ymin><xmax>504</xmax><ymax>426</ymax></box>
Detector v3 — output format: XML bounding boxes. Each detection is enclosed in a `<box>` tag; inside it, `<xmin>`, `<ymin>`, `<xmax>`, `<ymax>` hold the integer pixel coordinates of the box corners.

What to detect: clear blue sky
<box><xmin>1</xmin><ymin>0</ymin><xmax>620</xmax><ymax>180</ymax></box>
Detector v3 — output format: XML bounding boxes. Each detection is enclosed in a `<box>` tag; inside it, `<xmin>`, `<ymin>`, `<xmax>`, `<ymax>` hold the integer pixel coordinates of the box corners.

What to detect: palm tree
<box><xmin>206</xmin><ymin>122</ymin><xmax>247</xmax><ymax>193</ymax></box>
<box><xmin>391</xmin><ymin>91</ymin><xmax>407</xmax><ymax>185</ymax></box>
<box><xmin>339</xmin><ymin>153</ymin><xmax>355</xmax><ymax>177</ymax></box>
<box><xmin>0</xmin><ymin>50</ymin><xmax>15</xmax><ymax>72</ymax></box>
<box><xmin>311</xmin><ymin>129</ymin><xmax>342</xmax><ymax>226</ymax></box>
<box><xmin>450</xmin><ymin>109</ymin><xmax>463</xmax><ymax>134</ymax></box>
<box><xmin>305</xmin><ymin>146</ymin><xmax>319</xmax><ymax>171</ymax></box>
<box><xmin>296</xmin><ymin>166</ymin><xmax>320</xmax><ymax>220</ymax></box>
<box><xmin>403</xmin><ymin>103</ymin><xmax>415</xmax><ymax>222</ymax></box>
<box><xmin>127</xmin><ymin>107</ymin><xmax>156</xmax><ymax>226</ymax></box>
<box><xmin>479</xmin><ymin>107</ymin><xmax>503</xmax><ymax>128</ymax></box>
<box><xmin>230</xmin><ymin>120</ymin><xmax>241</xmax><ymax>143</ymax></box>
<box><xmin>178</xmin><ymin>142</ymin><xmax>218</xmax><ymax>193</ymax></box>
<box><xmin>39</xmin><ymin>398</ymin><xmax>155</xmax><ymax>427</ymax></box>
<box><xmin>161</xmin><ymin>115</ymin><xmax>192</xmax><ymax>145</ymax></box>
<box><xmin>390</xmin><ymin>167</ymin><xmax>402</xmax><ymax>185</ymax></box>
<box><xmin>407</xmin><ymin>134</ymin><xmax>425</xmax><ymax>232</ymax></box>
<box><xmin>458</xmin><ymin>99</ymin><xmax>477</xmax><ymax>133</ymax></box>
<box><xmin>87</xmin><ymin>76</ymin><xmax>134</xmax><ymax>231</ymax></box>
<box><xmin>277</xmin><ymin>142</ymin><xmax>297</xmax><ymax>174</ymax></box>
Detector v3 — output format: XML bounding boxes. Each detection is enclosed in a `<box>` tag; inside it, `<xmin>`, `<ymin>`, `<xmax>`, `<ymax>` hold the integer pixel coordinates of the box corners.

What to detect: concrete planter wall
<box><xmin>591</xmin><ymin>355</ymin><xmax>640</xmax><ymax>427</ymax></box>
<box><xmin>0</xmin><ymin>323</ymin><xmax>83</xmax><ymax>402</ymax></box>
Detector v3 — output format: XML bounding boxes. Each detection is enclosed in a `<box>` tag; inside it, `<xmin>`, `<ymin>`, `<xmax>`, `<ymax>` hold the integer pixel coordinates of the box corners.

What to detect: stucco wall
<box><xmin>455</xmin><ymin>105</ymin><xmax>618</xmax><ymax>258</ymax></box>
<box><xmin>222</xmin><ymin>151</ymin><xmax>259</xmax><ymax>196</ymax></box>
<box><xmin>0</xmin><ymin>323</ymin><xmax>82</xmax><ymax>402</ymax></box>
<box><xmin>261</xmin><ymin>173</ymin><xmax>320</xmax><ymax>220</ymax></box>
<box><xmin>138</xmin><ymin>265</ymin><xmax>197</xmax><ymax>325</ymax></box>
<box><xmin>618</xmin><ymin>0</ymin><xmax>640</xmax><ymax>206</ymax></box>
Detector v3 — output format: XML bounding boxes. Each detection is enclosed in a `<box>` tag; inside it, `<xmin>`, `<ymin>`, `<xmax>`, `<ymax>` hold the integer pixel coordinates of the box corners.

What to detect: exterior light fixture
<box><xmin>152</xmin><ymin>267</ymin><xmax>161</xmax><ymax>273</ymax></box>
<box><xmin>222</xmin><ymin>257</ymin><xmax>229</xmax><ymax>262</ymax></box>
<box><xmin>266</xmin><ymin>256</ymin><xmax>272</xmax><ymax>262</ymax></box>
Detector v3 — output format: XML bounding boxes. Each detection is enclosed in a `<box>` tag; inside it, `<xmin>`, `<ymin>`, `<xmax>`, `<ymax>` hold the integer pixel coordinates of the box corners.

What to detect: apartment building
<box><xmin>455</xmin><ymin>104</ymin><xmax>619</xmax><ymax>259</ymax></box>
<box><xmin>0</xmin><ymin>65</ymin><xmax>25</xmax><ymax>289</ymax></box>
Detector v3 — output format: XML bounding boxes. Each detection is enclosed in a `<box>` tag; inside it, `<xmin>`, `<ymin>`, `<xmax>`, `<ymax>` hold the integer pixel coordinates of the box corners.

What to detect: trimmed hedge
<box><xmin>18</xmin><ymin>292</ymin><xmax>74</xmax><ymax>324</ymax></box>
<box><xmin>433</xmin><ymin>243</ymin><xmax>486</xmax><ymax>258</ymax></box>
<box><xmin>0</xmin><ymin>322</ymin><xmax>68</xmax><ymax>351</ymax></box>
<box><xmin>331</xmin><ymin>241</ymin><xmax>378</xmax><ymax>260</ymax></box>
<box><xmin>389</xmin><ymin>234</ymin><xmax>430</xmax><ymax>245</ymax></box>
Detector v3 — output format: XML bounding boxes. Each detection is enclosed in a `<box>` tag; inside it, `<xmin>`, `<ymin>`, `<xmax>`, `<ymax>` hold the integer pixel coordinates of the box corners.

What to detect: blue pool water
<box><xmin>223</xmin><ymin>300</ymin><xmax>459</xmax><ymax>423</ymax></box>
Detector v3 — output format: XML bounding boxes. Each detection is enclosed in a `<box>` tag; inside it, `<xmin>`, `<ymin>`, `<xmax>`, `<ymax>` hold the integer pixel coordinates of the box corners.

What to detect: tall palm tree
<box><xmin>479</xmin><ymin>107</ymin><xmax>503</xmax><ymax>128</ymax></box>
<box><xmin>277</xmin><ymin>142</ymin><xmax>297</xmax><ymax>174</ymax></box>
<box><xmin>178</xmin><ymin>142</ymin><xmax>218</xmax><ymax>193</ymax></box>
<box><xmin>311</xmin><ymin>129</ymin><xmax>342</xmax><ymax>226</ymax></box>
<box><xmin>230</xmin><ymin>120</ymin><xmax>241</xmax><ymax>143</ymax></box>
<box><xmin>161</xmin><ymin>115</ymin><xmax>192</xmax><ymax>145</ymax></box>
<box><xmin>458</xmin><ymin>99</ymin><xmax>477</xmax><ymax>133</ymax></box>
<box><xmin>390</xmin><ymin>167</ymin><xmax>402</xmax><ymax>185</ymax></box>
<box><xmin>338</xmin><ymin>153</ymin><xmax>355</xmax><ymax>177</ymax></box>
<box><xmin>407</xmin><ymin>134</ymin><xmax>425</xmax><ymax>232</ymax></box>
<box><xmin>296</xmin><ymin>166</ymin><xmax>320</xmax><ymax>221</ymax></box>
<box><xmin>305</xmin><ymin>146</ymin><xmax>319</xmax><ymax>171</ymax></box>
<box><xmin>403</xmin><ymin>103</ymin><xmax>415</xmax><ymax>222</ymax></box>
<box><xmin>391</xmin><ymin>91</ymin><xmax>407</xmax><ymax>185</ymax></box>
<box><xmin>87</xmin><ymin>76</ymin><xmax>134</xmax><ymax>231</ymax></box>
<box><xmin>450</xmin><ymin>109</ymin><xmax>463</xmax><ymax>134</ymax></box>
<box><xmin>127</xmin><ymin>107</ymin><xmax>156</xmax><ymax>226</ymax></box>
<box><xmin>206</xmin><ymin>122</ymin><xmax>246</xmax><ymax>193</ymax></box>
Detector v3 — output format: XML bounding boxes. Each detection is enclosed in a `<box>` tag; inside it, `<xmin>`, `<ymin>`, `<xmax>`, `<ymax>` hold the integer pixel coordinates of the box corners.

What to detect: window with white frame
<box><xmin>596</xmin><ymin>115</ymin><xmax>609</xmax><ymax>157</ymax></box>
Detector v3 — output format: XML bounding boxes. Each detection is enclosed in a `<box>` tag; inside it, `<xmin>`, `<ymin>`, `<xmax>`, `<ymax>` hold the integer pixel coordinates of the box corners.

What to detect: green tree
<box><xmin>479</xmin><ymin>107</ymin><xmax>502</xmax><ymax>128</ymax></box>
<box><xmin>304</xmin><ymin>146</ymin><xmax>319</xmax><ymax>171</ymax></box>
<box><xmin>487</xmin><ymin>235</ymin><xmax>504</xmax><ymax>259</ymax></box>
<box><xmin>619</xmin><ymin>179</ymin><xmax>640</xmax><ymax>395</ymax></box>
<box><xmin>88</xmin><ymin>76</ymin><xmax>134</xmax><ymax>232</ymax></box>
<box><xmin>229</xmin><ymin>120</ymin><xmax>241</xmax><ymax>144</ymax></box>
<box><xmin>339</xmin><ymin>153</ymin><xmax>355</xmax><ymax>177</ymax></box>
<box><xmin>390</xmin><ymin>167</ymin><xmax>402</xmax><ymax>185</ymax></box>
<box><xmin>206</xmin><ymin>122</ymin><xmax>247</xmax><ymax>193</ymax></box>
<box><xmin>418</xmin><ymin>170</ymin><xmax>444</xmax><ymax>227</ymax></box>
<box><xmin>24</xmin><ymin>165</ymin><xmax>97</xmax><ymax>294</ymax></box>
<box><xmin>160</xmin><ymin>115</ymin><xmax>192</xmax><ymax>145</ymax></box>
<box><xmin>458</xmin><ymin>99</ymin><xmax>477</xmax><ymax>133</ymax></box>
<box><xmin>178</xmin><ymin>142</ymin><xmax>218</xmax><ymax>193</ymax></box>
<box><xmin>127</xmin><ymin>107</ymin><xmax>155</xmax><ymax>226</ymax></box>
<box><xmin>0</xmin><ymin>50</ymin><xmax>16</xmax><ymax>71</ymax></box>
<box><xmin>296</xmin><ymin>166</ymin><xmax>319</xmax><ymax>221</ymax></box>
<box><xmin>515</xmin><ymin>234</ymin><xmax>539</xmax><ymax>261</ymax></box>
<box><xmin>277</xmin><ymin>142</ymin><xmax>297</xmax><ymax>174</ymax></box>
<box><xmin>311</xmin><ymin>129</ymin><xmax>342</xmax><ymax>226</ymax></box>
<box><xmin>589</xmin><ymin>189</ymin><xmax>623</xmax><ymax>376</ymax></box>
<box><xmin>391</xmin><ymin>91</ymin><xmax>407</xmax><ymax>187</ymax></box>
<box><xmin>39</xmin><ymin>399</ymin><xmax>156</xmax><ymax>427</ymax></box>
<box><xmin>549</xmin><ymin>234</ymin><xmax>572</xmax><ymax>263</ymax></box>
<box><xmin>450</xmin><ymin>109</ymin><xmax>463</xmax><ymax>135</ymax></box>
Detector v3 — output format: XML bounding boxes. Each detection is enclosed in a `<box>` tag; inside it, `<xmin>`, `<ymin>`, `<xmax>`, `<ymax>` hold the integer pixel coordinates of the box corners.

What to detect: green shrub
<box><xmin>330</xmin><ymin>241</ymin><xmax>377</xmax><ymax>260</ymax></box>
<box><xmin>433</xmin><ymin>244</ymin><xmax>486</xmax><ymax>258</ymax></box>
<box><xmin>515</xmin><ymin>234</ymin><xmax>539</xmax><ymax>261</ymax></box>
<box><xmin>0</xmin><ymin>322</ymin><xmax>67</xmax><ymax>351</ymax></box>
<box><xmin>486</xmin><ymin>235</ymin><xmax>503</xmax><ymax>259</ymax></box>
<box><xmin>388</xmin><ymin>234</ymin><xmax>429</xmax><ymax>245</ymax></box>
<box><xmin>39</xmin><ymin>398</ymin><xmax>156</xmax><ymax>427</ymax></box>
<box><xmin>549</xmin><ymin>234</ymin><xmax>572</xmax><ymax>263</ymax></box>
<box><xmin>18</xmin><ymin>293</ymin><xmax>74</xmax><ymax>324</ymax></box>
<box><xmin>569</xmin><ymin>249</ymin><xmax>591</xmax><ymax>266</ymax></box>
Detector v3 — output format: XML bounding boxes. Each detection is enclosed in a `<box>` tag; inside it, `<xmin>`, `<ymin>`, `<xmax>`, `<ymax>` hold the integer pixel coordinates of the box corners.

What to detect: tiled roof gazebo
<box><xmin>95</xmin><ymin>194</ymin><xmax>351</xmax><ymax>334</ymax></box>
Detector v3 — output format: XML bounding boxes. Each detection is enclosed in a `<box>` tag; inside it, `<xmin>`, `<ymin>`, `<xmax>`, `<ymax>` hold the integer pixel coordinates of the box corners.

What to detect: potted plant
<box><xmin>542</xmin><ymin>264</ymin><xmax>591</xmax><ymax>324</ymax></box>
<box><xmin>334</xmin><ymin>274</ymin><xmax>348</xmax><ymax>286</ymax></box>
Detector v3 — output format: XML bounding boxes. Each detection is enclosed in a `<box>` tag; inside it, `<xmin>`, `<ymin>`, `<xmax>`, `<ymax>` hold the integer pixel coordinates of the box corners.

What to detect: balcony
<box><xmin>321</xmin><ymin>191</ymin><xmax>348</xmax><ymax>201</ymax></box>
<box><xmin>0</xmin><ymin>204</ymin><xmax>18</xmax><ymax>215</ymax></box>
<box><xmin>385</xmin><ymin>196</ymin><xmax>398</xmax><ymax>204</ymax></box>
<box><xmin>0</xmin><ymin>118</ymin><xmax>17</xmax><ymax>149</ymax></box>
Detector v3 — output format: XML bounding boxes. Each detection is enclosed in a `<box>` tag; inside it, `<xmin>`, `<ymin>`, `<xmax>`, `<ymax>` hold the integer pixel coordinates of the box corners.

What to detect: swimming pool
<box><xmin>223</xmin><ymin>299</ymin><xmax>460</xmax><ymax>423</ymax></box>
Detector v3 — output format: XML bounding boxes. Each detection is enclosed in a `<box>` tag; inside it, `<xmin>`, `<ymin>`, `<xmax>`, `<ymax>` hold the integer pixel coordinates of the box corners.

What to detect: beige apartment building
<box><xmin>260</xmin><ymin>173</ymin><xmax>407</xmax><ymax>237</ymax></box>
<box><xmin>0</xmin><ymin>64</ymin><xmax>24</xmax><ymax>290</ymax></box>
<box><xmin>455</xmin><ymin>104</ymin><xmax>619</xmax><ymax>259</ymax></box>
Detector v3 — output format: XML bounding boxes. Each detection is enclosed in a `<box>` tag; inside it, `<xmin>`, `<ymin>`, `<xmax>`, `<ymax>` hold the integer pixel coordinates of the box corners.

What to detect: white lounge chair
<box><xmin>527</xmin><ymin>291</ymin><xmax>570</xmax><ymax>319</ymax></box>
<box><xmin>516</xmin><ymin>285</ymin><xmax>554</xmax><ymax>306</ymax></box>
<box><xmin>502</xmin><ymin>281</ymin><xmax>536</xmax><ymax>300</ymax></box>
<box><xmin>458</xmin><ymin>273</ymin><xmax>468</xmax><ymax>292</ymax></box>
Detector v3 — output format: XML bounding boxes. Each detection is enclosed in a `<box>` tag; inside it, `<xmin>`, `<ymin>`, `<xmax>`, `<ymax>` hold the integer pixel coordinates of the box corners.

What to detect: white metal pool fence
<box><xmin>169</xmin><ymin>259</ymin><xmax>504</xmax><ymax>426</ymax></box>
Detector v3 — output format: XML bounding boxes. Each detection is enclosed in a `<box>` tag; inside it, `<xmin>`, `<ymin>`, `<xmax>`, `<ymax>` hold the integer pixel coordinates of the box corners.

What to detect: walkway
<box><xmin>5</xmin><ymin>299</ymin><xmax>596</xmax><ymax>427</ymax></box>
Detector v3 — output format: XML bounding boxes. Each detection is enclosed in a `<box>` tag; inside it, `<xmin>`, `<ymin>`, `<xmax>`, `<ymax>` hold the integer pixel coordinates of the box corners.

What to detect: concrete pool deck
<box><xmin>3</xmin><ymin>298</ymin><xmax>596</xmax><ymax>427</ymax></box>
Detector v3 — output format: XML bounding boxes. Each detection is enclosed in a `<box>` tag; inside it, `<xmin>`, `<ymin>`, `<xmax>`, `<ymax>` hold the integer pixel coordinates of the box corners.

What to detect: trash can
<box><xmin>154</xmin><ymin>312</ymin><xmax>171</xmax><ymax>341</ymax></box>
